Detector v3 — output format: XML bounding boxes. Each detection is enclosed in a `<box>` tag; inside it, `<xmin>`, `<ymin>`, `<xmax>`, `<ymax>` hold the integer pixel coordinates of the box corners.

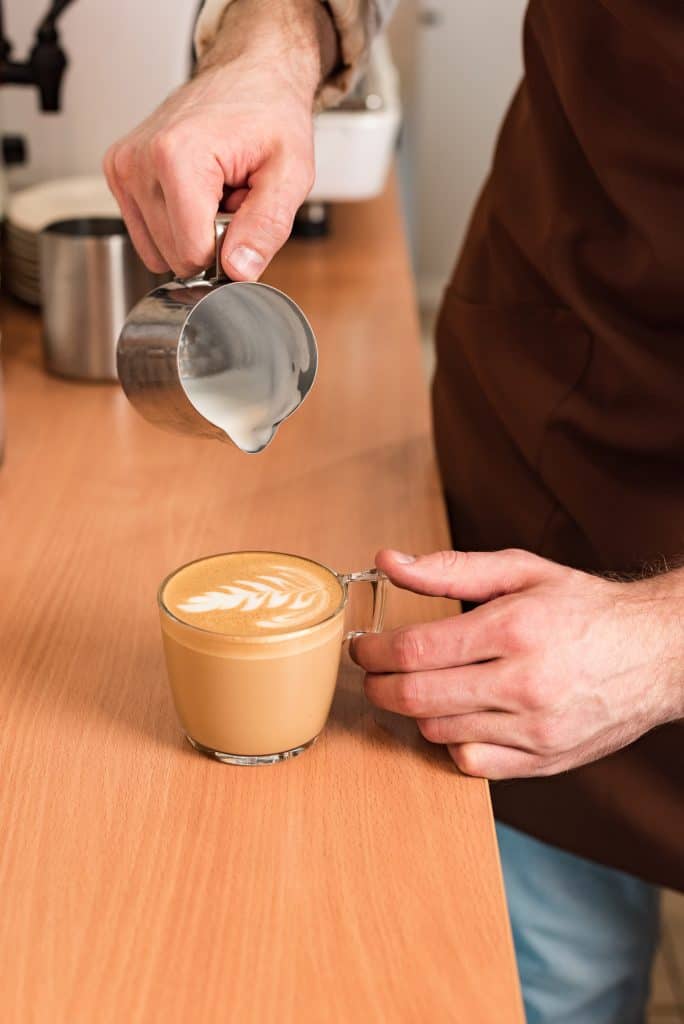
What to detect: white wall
<box><xmin>0</xmin><ymin>0</ymin><xmax>197</xmax><ymax>189</ymax></box>
<box><xmin>389</xmin><ymin>0</ymin><xmax>527</xmax><ymax>310</ymax></box>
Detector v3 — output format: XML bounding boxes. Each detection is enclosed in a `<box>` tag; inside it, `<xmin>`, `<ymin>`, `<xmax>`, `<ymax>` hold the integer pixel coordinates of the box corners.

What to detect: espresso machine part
<box><xmin>0</xmin><ymin>0</ymin><xmax>76</xmax><ymax>111</ymax></box>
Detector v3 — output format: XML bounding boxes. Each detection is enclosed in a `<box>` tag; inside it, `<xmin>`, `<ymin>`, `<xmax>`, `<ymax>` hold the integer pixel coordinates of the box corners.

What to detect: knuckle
<box><xmin>112</xmin><ymin>143</ymin><xmax>136</xmax><ymax>183</ymax></box>
<box><xmin>144</xmin><ymin>255</ymin><xmax>169</xmax><ymax>274</ymax></box>
<box><xmin>363</xmin><ymin>673</ymin><xmax>383</xmax><ymax>706</ymax></box>
<box><xmin>501</xmin><ymin>547</ymin><xmax>547</xmax><ymax>574</ymax></box>
<box><xmin>292</xmin><ymin>158</ymin><xmax>316</xmax><ymax>197</ymax></box>
<box><xmin>500</xmin><ymin>547</ymin><xmax>567</xmax><ymax>585</ymax></box>
<box><xmin>437</xmin><ymin>549</ymin><xmax>465</xmax><ymax>574</ymax></box>
<box><xmin>494</xmin><ymin>661</ymin><xmax>524</xmax><ymax>706</ymax></box>
<box><xmin>517</xmin><ymin>673</ymin><xmax>548</xmax><ymax>712</ymax></box>
<box><xmin>173</xmin><ymin>261</ymin><xmax>200</xmax><ymax>279</ymax></box>
<box><xmin>392</xmin><ymin>628</ymin><xmax>424</xmax><ymax>671</ymax></box>
<box><xmin>148</xmin><ymin>131</ymin><xmax>179</xmax><ymax>172</ymax></box>
<box><xmin>277</xmin><ymin>141</ymin><xmax>316</xmax><ymax>198</ymax></box>
<box><xmin>500</xmin><ymin>547</ymin><xmax>533</xmax><ymax>564</ymax></box>
<box><xmin>182</xmin><ymin>241</ymin><xmax>212</xmax><ymax>270</ymax></box>
<box><xmin>418</xmin><ymin>717</ymin><xmax>444</xmax><ymax>744</ymax></box>
<box><xmin>249</xmin><ymin>205</ymin><xmax>295</xmax><ymax>245</ymax></box>
<box><xmin>172</xmin><ymin>238</ymin><xmax>211</xmax><ymax>276</ymax></box>
<box><xmin>451</xmin><ymin>744</ymin><xmax>485</xmax><ymax>777</ymax></box>
<box><xmin>498</xmin><ymin>599</ymin><xmax>546</xmax><ymax>653</ymax></box>
<box><xmin>394</xmin><ymin>674</ymin><xmax>422</xmax><ymax>716</ymax></box>
<box><xmin>103</xmin><ymin>146</ymin><xmax>116</xmax><ymax>183</ymax></box>
<box><xmin>499</xmin><ymin>548</ymin><xmax>544</xmax><ymax>588</ymax></box>
<box><xmin>351</xmin><ymin>636</ymin><xmax>371</xmax><ymax>670</ymax></box>
<box><xmin>498</xmin><ymin>605</ymin><xmax>530</xmax><ymax>652</ymax></box>
<box><xmin>527</xmin><ymin>715</ymin><xmax>559</xmax><ymax>755</ymax></box>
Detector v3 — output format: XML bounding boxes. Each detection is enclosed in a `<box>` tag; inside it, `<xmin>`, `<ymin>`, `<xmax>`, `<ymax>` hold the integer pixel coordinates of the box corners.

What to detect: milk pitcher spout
<box><xmin>116</xmin><ymin>214</ymin><xmax>317</xmax><ymax>453</ymax></box>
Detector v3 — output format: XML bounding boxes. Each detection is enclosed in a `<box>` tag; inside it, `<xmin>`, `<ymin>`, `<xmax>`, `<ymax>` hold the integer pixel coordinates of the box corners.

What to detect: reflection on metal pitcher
<box><xmin>116</xmin><ymin>214</ymin><xmax>317</xmax><ymax>453</ymax></box>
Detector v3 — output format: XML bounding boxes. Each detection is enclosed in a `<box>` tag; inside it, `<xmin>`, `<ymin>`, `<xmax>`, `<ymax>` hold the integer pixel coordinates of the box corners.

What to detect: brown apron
<box><xmin>433</xmin><ymin>0</ymin><xmax>684</xmax><ymax>890</ymax></box>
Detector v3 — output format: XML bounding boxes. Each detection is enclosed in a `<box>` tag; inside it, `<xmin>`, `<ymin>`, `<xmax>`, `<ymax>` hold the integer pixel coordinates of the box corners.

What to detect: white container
<box><xmin>310</xmin><ymin>37</ymin><xmax>402</xmax><ymax>203</ymax></box>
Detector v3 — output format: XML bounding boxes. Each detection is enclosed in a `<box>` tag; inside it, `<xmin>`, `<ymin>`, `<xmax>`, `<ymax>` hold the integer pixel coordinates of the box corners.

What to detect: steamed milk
<box><xmin>179</xmin><ymin>285</ymin><xmax>314</xmax><ymax>454</ymax></box>
<box><xmin>181</xmin><ymin>364</ymin><xmax>302</xmax><ymax>454</ymax></box>
<box><xmin>160</xmin><ymin>553</ymin><xmax>346</xmax><ymax>757</ymax></box>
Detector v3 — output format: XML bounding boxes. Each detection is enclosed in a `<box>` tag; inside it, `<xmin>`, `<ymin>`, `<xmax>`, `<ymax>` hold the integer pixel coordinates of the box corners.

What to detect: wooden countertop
<box><xmin>0</xmin><ymin>179</ymin><xmax>523</xmax><ymax>1023</ymax></box>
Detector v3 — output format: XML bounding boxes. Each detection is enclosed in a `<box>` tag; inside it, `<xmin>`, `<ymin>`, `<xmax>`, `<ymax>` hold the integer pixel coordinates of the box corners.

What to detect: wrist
<box><xmin>636</xmin><ymin>570</ymin><xmax>684</xmax><ymax>721</ymax></box>
<box><xmin>197</xmin><ymin>0</ymin><xmax>338</xmax><ymax>101</ymax></box>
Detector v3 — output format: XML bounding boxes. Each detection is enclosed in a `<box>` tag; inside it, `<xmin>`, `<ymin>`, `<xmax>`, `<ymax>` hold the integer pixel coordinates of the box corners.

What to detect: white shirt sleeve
<box><xmin>193</xmin><ymin>0</ymin><xmax>397</xmax><ymax>107</ymax></box>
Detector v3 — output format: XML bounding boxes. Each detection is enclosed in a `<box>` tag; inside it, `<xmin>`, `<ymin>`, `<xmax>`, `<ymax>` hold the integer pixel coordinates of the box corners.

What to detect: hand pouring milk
<box><xmin>117</xmin><ymin>214</ymin><xmax>317</xmax><ymax>452</ymax></box>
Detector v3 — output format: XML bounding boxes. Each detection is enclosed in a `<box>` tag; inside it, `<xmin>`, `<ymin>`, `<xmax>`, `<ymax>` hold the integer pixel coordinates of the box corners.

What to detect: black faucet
<box><xmin>0</xmin><ymin>0</ymin><xmax>75</xmax><ymax>112</ymax></box>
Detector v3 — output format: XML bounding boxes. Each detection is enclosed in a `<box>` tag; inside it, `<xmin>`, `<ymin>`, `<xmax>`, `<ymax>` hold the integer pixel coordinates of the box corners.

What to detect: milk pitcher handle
<box><xmin>214</xmin><ymin>212</ymin><xmax>233</xmax><ymax>282</ymax></box>
<box><xmin>340</xmin><ymin>569</ymin><xmax>388</xmax><ymax>640</ymax></box>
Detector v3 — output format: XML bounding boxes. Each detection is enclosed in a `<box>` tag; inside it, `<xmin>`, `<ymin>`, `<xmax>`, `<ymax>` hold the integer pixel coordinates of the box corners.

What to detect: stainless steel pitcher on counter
<box><xmin>39</xmin><ymin>217</ymin><xmax>164</xmax><ymax>381</ymax></box>
<box><xmin>117</xmin><ymin>214</ymin><xmax>317</xmax><ymax>454</ymax></box>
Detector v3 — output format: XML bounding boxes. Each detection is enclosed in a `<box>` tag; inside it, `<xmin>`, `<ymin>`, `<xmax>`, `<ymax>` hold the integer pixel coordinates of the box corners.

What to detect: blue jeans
<box><xmin>496</xmin><ymin>823</ymin><xmax>661</xmax><ymax>1024</ymax></box>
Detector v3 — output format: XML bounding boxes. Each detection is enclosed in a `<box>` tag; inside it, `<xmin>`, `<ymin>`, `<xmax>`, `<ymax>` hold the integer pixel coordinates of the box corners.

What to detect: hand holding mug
<box><xmin>352</xmin><ymin>548</ymin><xmax>684</xmax><ymax>779</ymax></box>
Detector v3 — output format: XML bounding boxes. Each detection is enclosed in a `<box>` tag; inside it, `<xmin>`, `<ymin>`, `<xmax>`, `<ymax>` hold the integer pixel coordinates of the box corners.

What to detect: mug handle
<box><xmin>340</xmin><ymin>569</ymin><xmax>388</xmax><ymax>640</ymax></box>
<box><xmin>214</xmin><ymin>212</ymin><xmax>233</xmax><ymax>282</ymax></box>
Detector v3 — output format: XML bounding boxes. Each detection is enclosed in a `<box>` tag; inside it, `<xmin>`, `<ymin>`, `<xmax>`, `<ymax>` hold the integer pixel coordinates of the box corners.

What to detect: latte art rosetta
<box><xmin>176</xmin><ymin>568</ymin><xmax>336</xmax><ymax>630</ymax></box>
<box><xmin>163</xmin><ymin>552</ymin><xmax>344</xmax><ymax>637</ymax></box>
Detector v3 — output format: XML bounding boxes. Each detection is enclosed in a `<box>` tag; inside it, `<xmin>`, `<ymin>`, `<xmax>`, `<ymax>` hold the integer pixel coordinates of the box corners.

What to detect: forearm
<box><xmin>197</xmin><ymin>0</ymin><xmax>340</xmax><ymax>99</ymax></box>
<box><xmin>632</xmin><ymin>565</ymin><xmax>684</xmax><ymax>721</ymax></box>
<box><xmin>195</xmin><ymin>0</ymin><xmax>397</xmax><ymax>107</ymax></box>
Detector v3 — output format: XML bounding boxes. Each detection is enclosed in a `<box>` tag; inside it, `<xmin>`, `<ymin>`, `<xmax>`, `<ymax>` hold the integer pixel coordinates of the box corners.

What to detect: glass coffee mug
<box><xmin>158</xmin><ymin>551</ymin><xmax>387</xmax><ymax>765</ymax></box>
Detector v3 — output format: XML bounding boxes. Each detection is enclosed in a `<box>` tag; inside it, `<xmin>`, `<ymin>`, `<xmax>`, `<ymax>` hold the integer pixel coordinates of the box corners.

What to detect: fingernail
<box><xmin>393</xmin><ymin>552</ymin><xmax>416</xmax><ymax>564</ymax></box>
<box><xmin>228</xmin><ymin>245</ymin><xmax>265</xmax><ymax>279</ymax></box>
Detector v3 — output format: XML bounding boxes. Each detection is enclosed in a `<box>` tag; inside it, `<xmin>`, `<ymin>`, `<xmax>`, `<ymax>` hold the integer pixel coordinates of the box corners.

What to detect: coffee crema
<box><xmin>162</xmin><ymin>552</ymin><xmax>343</xmax><ymax>637</ymax></box>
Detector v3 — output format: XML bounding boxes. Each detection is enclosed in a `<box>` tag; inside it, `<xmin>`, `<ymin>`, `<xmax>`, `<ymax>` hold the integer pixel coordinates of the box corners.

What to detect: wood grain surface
<box><xmin>0</xmin><ymin>179</ymin><xmax>523</xmax><ymax>1023</ymax></box>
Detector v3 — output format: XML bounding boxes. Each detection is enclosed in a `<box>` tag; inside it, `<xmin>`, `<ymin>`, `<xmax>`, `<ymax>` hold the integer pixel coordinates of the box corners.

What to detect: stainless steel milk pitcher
<box><xmin>40</xmin><ymin>217</ymin><xmax>164</xmax><ymax>381</ymax></box>
<box><xmin>117</xmin><ymin>214</ymin><xmax>317</xmax><ymax>453</ymax></box>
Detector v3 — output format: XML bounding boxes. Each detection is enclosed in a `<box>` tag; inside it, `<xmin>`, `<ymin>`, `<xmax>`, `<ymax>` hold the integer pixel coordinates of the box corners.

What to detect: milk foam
<box><xmin>181</xmin><ymin>364</ymin><xmax>300</xmax><ymax>454</ymax></box>
<box><xmin>178</xmin><ymin>283</ymin><xmax>315</xmax><ymax>454</ymax></box>
<box><xmin>177</xmin><ymin>567</ymin><xmax>333</xmax><ymax>630</ymax></box>
<box><xmin>164</xmin><ymin>553</ymin><xmax>343</xmax><ymax>636</ymax></box>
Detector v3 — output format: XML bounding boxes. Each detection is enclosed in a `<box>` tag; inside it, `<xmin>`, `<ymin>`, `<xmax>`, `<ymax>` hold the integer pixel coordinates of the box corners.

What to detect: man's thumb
<box><xmin>375</xmin><ymin>548</ymin><xmax>555</xmax><ymax>603</ymax></box>
<box><xmin>220</xmin><ymin>165</ymin><xmax>309</xmax><ymax>281</ymax></box>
